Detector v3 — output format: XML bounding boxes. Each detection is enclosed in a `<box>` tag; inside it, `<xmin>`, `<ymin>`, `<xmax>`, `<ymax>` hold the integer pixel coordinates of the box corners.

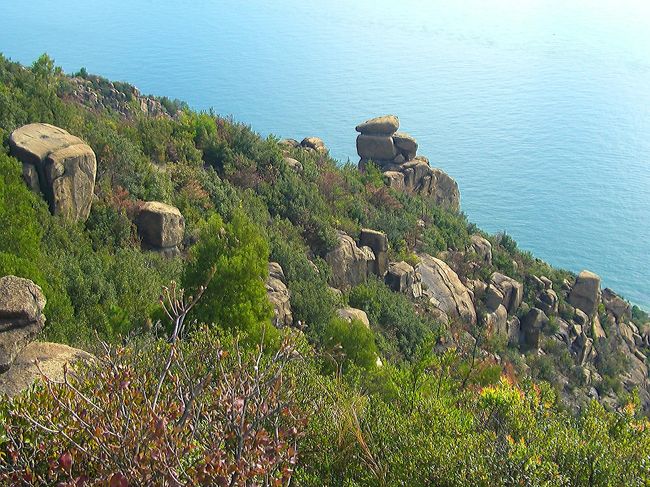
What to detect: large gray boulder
<box><xmin>356</xmin><ymin>135</ymin><xmax>397</xmax><ymax>161</ymax></box>
<box><xmin>429</xmin><ymin>168</ymin><xmax>461</xmax><ymax>211</ymax></box>
<box><xmin>0</xmin><ymin>276</ymin><xmax>46</xmax><ymax>372</ymax></box>
<box><xmin>355</xmin><ymin>115</ymin><xmax>399</xmax><ymax>136</ymax></box>
<box><xmin>325</xmin><ymin>232</ymin><xmax>375</xmax><ymax>289</ymax></box>
<box><xmin>485</xmin><ymin>304</ymin><xmax>508</xmax><ymax>337</ymax></box>
<box><xmin>490</xmin><ymin>272</ymin><xmax>524</xmax><ymax>314</ymax></box>
<box><xmin>136</xmin><ymin>202</ymin><xmax>185</xmax><ymax>255</ymax></box>
<box><xmin>0</xmin><ymin>342</ymin><xmax>94</xmax><ymax>397</ymax></box>
<box><xmin>392</xmin><ymin>132</ymin><xmax>418</xmax><ymax>160</ymax></box>
<box><xmin>416</xmin><ymin>254</ymin><xmax>477</xmax><ymax>326</ymax></box>
<box><xmin>360</xmin><ymin>229</ymin><xmax>389</xmax><ymax>276</ymax></box>
<box><xmin>601</xmin><ymin>288</ymin><xmax>631</xmax><ymax>322</ymax></box>
<box><xmin>385</xmin><ymin>261</ymin><xmax>422</xmax><ymax>299</ymax></box>
<box><xmin>568</xmin><ymin>270</ymin><xmax>601</xmax><ymax>317</ymax></box>
<box><xmin>9</xmin><ymin>123</ymin><xmax>97</xmax><ymax>222</ymax></box>
<box><xmin>520</xmin><ymin>308</ymin><xmax>548</xmax><ymax>349</ymax></box>
<box><xmin>266</xmin><ymin>263</ymin><xmax>293</xmax><ymax>328</ymax></box>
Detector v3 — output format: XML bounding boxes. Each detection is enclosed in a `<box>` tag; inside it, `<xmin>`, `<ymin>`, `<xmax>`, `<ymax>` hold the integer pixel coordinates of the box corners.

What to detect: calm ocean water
<box><xmin>2</xmin><ymin>0</ymin><xmax>649</xmax><ymax>308</ymax></box>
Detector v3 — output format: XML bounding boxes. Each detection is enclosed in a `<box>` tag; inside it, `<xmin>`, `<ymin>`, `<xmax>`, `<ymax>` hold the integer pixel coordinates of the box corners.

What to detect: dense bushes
<box><xmin>0</xmin><ymin>328</ymin><xmax>304</xmax><ymax>485</ymax></box>
<box><xmin>349</xmin><ymin>279</ymin><xmax>440</xmax><ymax>361</ymax></box>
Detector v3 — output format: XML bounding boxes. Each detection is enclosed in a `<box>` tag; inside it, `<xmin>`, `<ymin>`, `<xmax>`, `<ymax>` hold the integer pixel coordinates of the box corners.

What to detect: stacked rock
<box><xmin>355</xmin><ymin>115</ymin><xmax>460</xmax><ymax>211</ymax></box>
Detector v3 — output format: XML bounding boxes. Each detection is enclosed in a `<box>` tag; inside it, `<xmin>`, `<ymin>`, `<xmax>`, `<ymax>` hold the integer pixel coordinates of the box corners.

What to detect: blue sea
<box><xmin>2</xmin><ymin>0</ymin><xmax>649</xmax><ymax>308</ymax></box>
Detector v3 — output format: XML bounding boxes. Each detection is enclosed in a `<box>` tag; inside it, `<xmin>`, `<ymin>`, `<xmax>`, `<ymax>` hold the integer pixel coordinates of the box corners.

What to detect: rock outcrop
<box><xmin>356</xmin><ymin>116</ymin><xmax>460</xmax><ymax>210</ymax></box>
<box><xmin>416</xmin><ymin>254</ymin><xmax>477</xmax><ymax>326</ymax></box>
<box><xmin>66</xmin><ymin>76</ymin><xmax>177</xmax><ymax>120</ymax></box>
<box><xmin>568</xmin><ymin>270</ymin><xmax>601</xmax><ymax>317</ymax></box>
<box><xmin>601</xmin><ymin>288</ymin><xmax>631</xmax><ymax>322</ymax></box>
<box><xmin>385</xmin><ymin>261</ymin><xmax>422</xmax><ymax>299</ymax></box>
<box><xmin>283</xmin><ymin>156</ymin><xmax>303</xmax><ymax>173</ymax></box>
<box><xmin>136</xmin><ymin>202</ymin><xmax>185</xmax><ymax>256</ymax></box>
<box><xmin>325</xmin><ymin>232</ymin><xmax>375</xmax><ymax>289</ymax></box>
<box><xmin>0</xmin><ymin>276</ymin><xmax>47</xmax><ymax>372</ymax></box>
<box><xmin>490</xmin><ymin>272</ymin><xmax>523</xmax><ymax>314</ymax></box>
<box><xmin>9</xmin><ymin>123</ymin><xmax>97</xmax><ymax>222</ymax></box>
<box><xmin>267</xmin><ymin>263</ymin><xmax>293</xmax><ymax>328</ymax></box>
<box><xmin>360</xmin><ymin>229</ymin><xmax>389</xmax><ymax>276</ymax></box>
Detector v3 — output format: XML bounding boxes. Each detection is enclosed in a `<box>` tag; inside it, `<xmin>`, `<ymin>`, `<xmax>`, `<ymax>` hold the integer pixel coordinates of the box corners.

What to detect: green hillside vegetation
<box><xmin>1</xmin><ymin>54</ymin><xmax>649</xmax><ymax>485</ymax></box>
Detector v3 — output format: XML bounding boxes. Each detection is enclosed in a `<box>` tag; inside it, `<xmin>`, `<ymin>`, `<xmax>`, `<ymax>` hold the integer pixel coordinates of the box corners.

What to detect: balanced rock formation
<box><xmin>267</xmin><ymin>263</ymin><xmax>293</xmax><ymax>328</ymax></box>
<box><xmin>9</xmin><ymin>123</ymin><xmax>97</xmax><ymax>222</ymax></box>
<box><xmin>385</xmin><ymin>261</ymin><xmax>422</xmax><ymax>299</ymax></box>
<box><xmin>325</xmin><ymin>232</ymin><xmax>375</xmax><ymax>289</ymax></box>
<box><xmin>416</xmin><ymin>254</ymin><xmax>477</xmax><ymax>326</ymax></box>
<box><xmin>360</xmin><ymin>229</ymin><xmax>389</xmax><ymax>276</ymax></box>
<box><xmin>356</xmin><ymin>116</ymin><xmax>460</xmax><ymax>210</ymax></box>
<box><xmin>568</xmin><ymin>270</ymin><xmax>601</xmax><ymax>317</ymax></box>
<box><xmin>0</xmin><ymin>276</ymin><xmax>46</xmax><ymax>372</ymax></box>
<box><xmin>136</xmin><ymin>201</ymin><xmax>185</xmax><ymax>256</ymax></box>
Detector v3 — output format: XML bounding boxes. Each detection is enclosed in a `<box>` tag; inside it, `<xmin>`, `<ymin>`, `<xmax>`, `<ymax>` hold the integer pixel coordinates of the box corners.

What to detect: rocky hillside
<box><xmin>2</xmin><ymin>53</ymin><xmax>650</xmax><ymax>485</ymax></box>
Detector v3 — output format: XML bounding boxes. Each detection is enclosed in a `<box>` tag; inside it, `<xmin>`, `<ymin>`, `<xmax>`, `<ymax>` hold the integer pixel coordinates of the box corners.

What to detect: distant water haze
<box><xmin>2</xmin><ymin>0</ymin><xmax>649</xmax><ymax>308</ymax></box>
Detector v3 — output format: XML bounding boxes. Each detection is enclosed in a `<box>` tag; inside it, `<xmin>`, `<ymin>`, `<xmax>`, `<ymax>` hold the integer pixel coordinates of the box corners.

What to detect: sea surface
<box><xmin>2</xmin><ymin>0</ymin><xmax>649</xmax><ymax>308</ymax></box>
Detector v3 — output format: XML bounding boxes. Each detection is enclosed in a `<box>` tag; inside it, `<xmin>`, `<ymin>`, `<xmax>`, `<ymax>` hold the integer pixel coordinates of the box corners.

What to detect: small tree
<box><xmin>183</xmin><ymin>209</ymin><xmax>275</xmax><ymax>342</ymax></box>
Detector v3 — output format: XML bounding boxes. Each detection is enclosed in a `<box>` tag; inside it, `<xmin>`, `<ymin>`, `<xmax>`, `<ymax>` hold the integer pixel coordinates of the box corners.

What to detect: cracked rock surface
<box><xmin>9</xmin><ymin>123</ymin><xmax>97</xmax><ymax>222</ymax></box>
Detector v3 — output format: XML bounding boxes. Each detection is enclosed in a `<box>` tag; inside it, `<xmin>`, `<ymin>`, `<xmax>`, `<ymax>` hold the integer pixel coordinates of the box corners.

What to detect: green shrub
<box><xmin>183</xmin><ymin>210</ymin><xmax>276</xmax><ymax>344</ymax></box>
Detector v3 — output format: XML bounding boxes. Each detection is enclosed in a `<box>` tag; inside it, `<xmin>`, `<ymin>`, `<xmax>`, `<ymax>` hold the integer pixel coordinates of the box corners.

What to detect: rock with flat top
<box><xmin>136</xmin><ymin>201</ymin><xmax>185</xmax><ymax>254</ymax></box>
<box><xmin>392</xmin><ymin>132</ymin><xmax>418</xmax><ymax>160</ymax></box>
<box><xmin>385</xmin><ymin>261</ymin><xmax>422</xmax><ymax>299</ymax></box>
<box><xmin>360</xmin><ymin>229</ymin><xmax>389</xmax><ymax>276</ymax></box>
<box><xmin>568</xmin><ymin>270</ymin><xmax>601</xmax><ymax>317</ymax></box>
<box><xmin>355</xmin><ymin>115</ymin><xmax>399</xmax><ymax>135</ymax></box>
<box><xmin>356</xmin><ymin>134</ymin><xmax>397</xmax><ymax>161</ymax></box>
<box><xmin>9</xmin><ymin>123</ymin><xmax>97</xmax><ymax>222</ymax></box>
